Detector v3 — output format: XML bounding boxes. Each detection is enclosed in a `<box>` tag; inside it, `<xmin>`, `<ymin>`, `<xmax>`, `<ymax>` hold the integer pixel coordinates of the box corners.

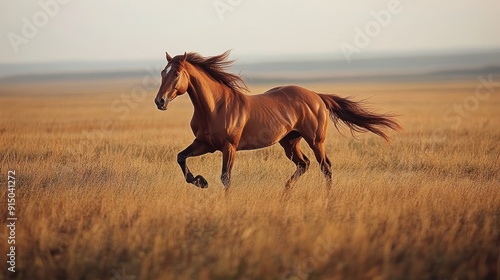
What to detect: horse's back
<box><xmin>247</xmin><ymin>84</ymin><xmax>328</xmax><ymax>128</ymax></box>
<box><xmin>256</xmin><ymin>85</ymin><xmax>326</xmax><ymax>111</ymax></box>
<box><xmin>262</xmin><ymin>85</ymin><xmax>315</xmax><ymax>96</ymax></box>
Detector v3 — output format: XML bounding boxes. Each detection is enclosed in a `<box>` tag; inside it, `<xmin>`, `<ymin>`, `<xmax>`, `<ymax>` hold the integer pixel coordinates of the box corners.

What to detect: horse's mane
<box><xmin>185</xmin><ymin>51</ymin><xmax>248</xmax><ymax>93</ymax></box>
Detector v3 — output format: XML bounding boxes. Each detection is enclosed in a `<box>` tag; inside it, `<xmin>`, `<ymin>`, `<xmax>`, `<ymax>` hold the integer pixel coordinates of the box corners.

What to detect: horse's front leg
<box><xmin>221</xmin><ymin>142</ymin><xmax>237</xmax><ymax>189</ymax></box>
<box><xmin>177</xmin><ymin>139</ymin><xmax>212</xmax><ymax>188</ymax></box>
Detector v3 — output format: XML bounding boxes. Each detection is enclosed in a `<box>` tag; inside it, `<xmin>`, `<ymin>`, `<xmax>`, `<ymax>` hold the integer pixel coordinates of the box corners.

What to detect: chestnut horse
<box><xmin>154</xmin><ymin>51</ymin><xmax>401</xmax><ymax>190</ymax></box>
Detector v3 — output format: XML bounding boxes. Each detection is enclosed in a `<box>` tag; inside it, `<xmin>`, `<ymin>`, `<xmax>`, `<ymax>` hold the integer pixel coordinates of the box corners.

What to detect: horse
<box><xmin>154</xmin><ymin>51</ymin><xmax>401</xmax><ymax>191</ymax></box>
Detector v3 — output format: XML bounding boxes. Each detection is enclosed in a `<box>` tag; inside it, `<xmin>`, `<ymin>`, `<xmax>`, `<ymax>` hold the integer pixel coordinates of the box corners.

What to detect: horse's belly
<box><xmin>238</xmin><ymin>122</ymin><xmax>291</xmax><ymax>150</ymax></box>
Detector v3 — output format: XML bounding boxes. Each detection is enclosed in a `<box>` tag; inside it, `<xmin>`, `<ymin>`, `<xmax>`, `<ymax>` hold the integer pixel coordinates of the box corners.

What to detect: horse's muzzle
<box><xmin>155</xmin><ymin>97</ymin><xmax>169</xmax><ymax>111</ymax></box>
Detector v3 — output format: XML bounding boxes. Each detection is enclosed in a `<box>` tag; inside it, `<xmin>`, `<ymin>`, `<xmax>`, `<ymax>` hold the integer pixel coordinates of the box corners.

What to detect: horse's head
<box><xmin>155</xmin><ymin>52</ymin><xmax>190</xmax><ymax>111</ymax></box>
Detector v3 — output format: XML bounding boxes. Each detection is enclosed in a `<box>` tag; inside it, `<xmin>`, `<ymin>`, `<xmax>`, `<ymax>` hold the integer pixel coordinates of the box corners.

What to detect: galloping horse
<box><xmin>154</xmin><ymin>51</ymin><xmax>401</xmax><ymax>190</ymax></box>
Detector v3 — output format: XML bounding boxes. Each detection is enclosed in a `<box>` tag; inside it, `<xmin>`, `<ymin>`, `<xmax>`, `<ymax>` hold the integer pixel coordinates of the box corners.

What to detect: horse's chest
<box><xmin>191</xmin><ymin>112</ymin><xmax>241</xmax><ymax>149</ymax></box>
<box><xmin>192</xmin><ymin>126</ymin><xmax>224</xmax><ymax>149</ymax></box>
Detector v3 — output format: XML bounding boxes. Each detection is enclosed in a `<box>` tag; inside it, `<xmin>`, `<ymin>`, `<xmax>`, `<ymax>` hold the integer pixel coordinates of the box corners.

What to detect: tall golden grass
<box><xmin>0</xmin><ymin>78</ymin><xmax>499</xmax><ymax>279</ymax></box>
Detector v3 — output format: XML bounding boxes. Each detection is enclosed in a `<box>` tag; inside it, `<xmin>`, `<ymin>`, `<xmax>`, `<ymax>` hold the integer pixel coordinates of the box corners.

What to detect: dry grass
<box><xmin>0</xmin><ymin>78</ymin><xmax>499</xmax><ymax>279</ymax></box>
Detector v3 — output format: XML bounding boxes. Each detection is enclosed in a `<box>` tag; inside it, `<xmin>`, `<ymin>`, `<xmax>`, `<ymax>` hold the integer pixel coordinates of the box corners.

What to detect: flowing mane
<box><xmin>185</xmin><ymin>51</ymin><xmax>248</xmax><ymax>93</ymax></box>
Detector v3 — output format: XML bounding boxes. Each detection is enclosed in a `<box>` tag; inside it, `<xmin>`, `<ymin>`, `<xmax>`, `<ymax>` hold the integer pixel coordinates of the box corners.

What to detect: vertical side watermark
<box><xmin>6</xmin><ymin>170</ymin><xmax>17</xmax><ymax>273</ymax></box>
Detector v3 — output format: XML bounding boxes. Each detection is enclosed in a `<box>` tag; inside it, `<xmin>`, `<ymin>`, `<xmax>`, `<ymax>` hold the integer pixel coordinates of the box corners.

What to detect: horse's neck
<box><xmin>186</xmin><ymin>66</ymin><xmax>230</xmax><ymax>116</ymax></box>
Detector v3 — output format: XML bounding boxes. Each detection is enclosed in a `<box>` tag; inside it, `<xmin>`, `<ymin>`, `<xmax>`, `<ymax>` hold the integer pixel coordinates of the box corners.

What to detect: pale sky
<box><xmin>1</xmin><ymin>0</ymin><xmax>499</xmax><ymax>64</ymax></box>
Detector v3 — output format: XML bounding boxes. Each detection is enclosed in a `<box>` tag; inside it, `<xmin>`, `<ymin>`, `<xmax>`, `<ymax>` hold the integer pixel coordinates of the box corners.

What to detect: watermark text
<box><xmin>6</xmin><ymin>170</ymin><xmax>17</xmax><ymax>273</ymax></box>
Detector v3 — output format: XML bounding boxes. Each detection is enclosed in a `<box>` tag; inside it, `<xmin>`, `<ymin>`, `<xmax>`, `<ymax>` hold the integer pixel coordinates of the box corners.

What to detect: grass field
<box><xmin>1</xmin><ymin>77</ymin><xmax>499</xmax><ymax>279</ymax></box>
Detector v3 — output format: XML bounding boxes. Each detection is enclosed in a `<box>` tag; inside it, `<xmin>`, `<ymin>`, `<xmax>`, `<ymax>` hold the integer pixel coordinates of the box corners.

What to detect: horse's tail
<box><xmin>318</xmin><ymin>93</ymin><xmax>402</xmax><ymax>142</ymax></box>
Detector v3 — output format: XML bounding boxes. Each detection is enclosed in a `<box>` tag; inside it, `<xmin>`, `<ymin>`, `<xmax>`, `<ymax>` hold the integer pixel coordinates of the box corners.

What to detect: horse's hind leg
<box><xmin>279</xmin><ymin>131</ymin><xmax>311</xmax><ymax>189</ymax></box>
<box><xmin>305</xmin><ymin>139</ymin><xmax>333</xmax><ymax>190</ymax></box>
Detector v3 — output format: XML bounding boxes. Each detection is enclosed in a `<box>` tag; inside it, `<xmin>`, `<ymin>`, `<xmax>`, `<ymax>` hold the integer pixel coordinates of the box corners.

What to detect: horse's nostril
<box><xmin>159</xmin><ymin>98</ymin><xmax>165</xmax><ymax>106</ymax></box>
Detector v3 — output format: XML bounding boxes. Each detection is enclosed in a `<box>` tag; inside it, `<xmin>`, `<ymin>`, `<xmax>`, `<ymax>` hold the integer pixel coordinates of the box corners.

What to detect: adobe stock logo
<box><xmin>429</xmin><ymin>74</ymin><xmax>496</xmax><ymax>143</ymax></box>
<box><xmin>213</xmin><ymin>0</ymin><xmax>244</xmax><ymax>21</ymax></box>
<box><xmin>7</xmin><ymin>0</ymin><xmax>71</xmax><ymax>54</ymax></box>
<box><xmin>340</xmin><ymin>0</ymin><xmax>408</xmax><ymax>62</ymax></box>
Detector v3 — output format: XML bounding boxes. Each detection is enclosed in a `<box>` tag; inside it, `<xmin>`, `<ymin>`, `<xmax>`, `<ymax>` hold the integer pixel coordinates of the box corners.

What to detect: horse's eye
<box><xmin>174</xmin><ymin>72</ymin><xmax>180</xmax><ymax>78</ymax></box>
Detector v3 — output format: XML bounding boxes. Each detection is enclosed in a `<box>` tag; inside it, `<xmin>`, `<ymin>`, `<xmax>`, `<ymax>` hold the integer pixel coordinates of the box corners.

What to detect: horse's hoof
<box><xmin>194</xmin><ymin>175</ymin><xmax>208</xmax><ymax>188</ymax></box>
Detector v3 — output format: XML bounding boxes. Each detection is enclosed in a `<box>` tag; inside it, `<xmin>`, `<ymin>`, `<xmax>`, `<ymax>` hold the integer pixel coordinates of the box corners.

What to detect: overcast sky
<box><xmin>1</xmin><ymin>0</ymin><xmax>499</xmax><ymax>64</ymax></box>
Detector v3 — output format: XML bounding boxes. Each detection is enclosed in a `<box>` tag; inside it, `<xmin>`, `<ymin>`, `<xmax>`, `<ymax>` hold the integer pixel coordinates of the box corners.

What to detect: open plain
<box><xmin>0</xmin><ymin>77</ymin><xmax>499</xmax><ymax>279</ymax></box>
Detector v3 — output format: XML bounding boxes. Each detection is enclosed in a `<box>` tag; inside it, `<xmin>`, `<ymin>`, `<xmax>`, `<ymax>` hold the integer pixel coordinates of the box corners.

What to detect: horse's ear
<box><xmin>182</xmin><ymin>52</ymin><xmax>187</xmax><ymax>62</ymax></box>
<box><xmin>166</xmin><ymin>52</ymin><xmax>172</xmax><ymax>62</ymax></box>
